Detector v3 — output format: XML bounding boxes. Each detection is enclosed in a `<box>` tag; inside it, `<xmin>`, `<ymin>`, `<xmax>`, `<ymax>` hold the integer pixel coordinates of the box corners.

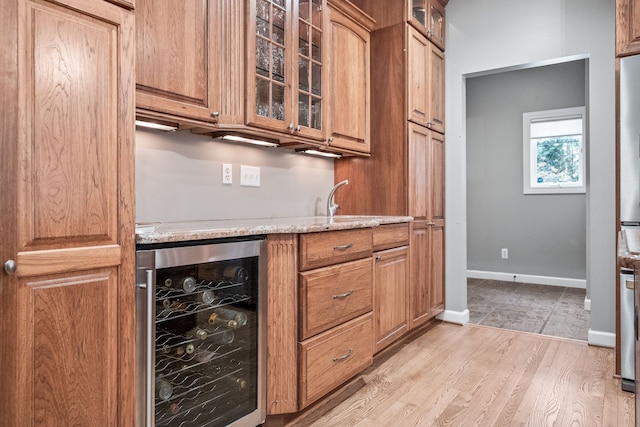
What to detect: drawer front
<box><xmin>300</xmin><ymin>258</ymin><xmax>372</xmax><ymax>339</ymax></box>
<box><xmin>299</xmin><ymin>313</ymin><xmax>373</xmax><ymax>408</ymax></box>
<box><xmin>373</xmin><ymin>223</ymin><xmax>410</xmax><ymax>251</ymax></box>
<box><xmin>299</xmin><ymin>228</ymin><xmax>373</xmax><ymax>271</ymax></box>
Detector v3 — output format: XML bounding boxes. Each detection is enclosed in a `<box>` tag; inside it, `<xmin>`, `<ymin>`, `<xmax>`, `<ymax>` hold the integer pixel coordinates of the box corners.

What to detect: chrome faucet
<box><xmin>327</xmin><ymin>180</ymin><xmax>349</xmax><ymax>217</ymax></box>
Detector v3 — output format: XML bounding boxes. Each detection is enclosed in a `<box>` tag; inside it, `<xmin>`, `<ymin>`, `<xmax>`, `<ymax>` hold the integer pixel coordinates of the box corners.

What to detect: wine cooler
<box><xmin>136</xmin><ymin>238</ymin><xmax>266</xmax><ymax>427</ymax></box>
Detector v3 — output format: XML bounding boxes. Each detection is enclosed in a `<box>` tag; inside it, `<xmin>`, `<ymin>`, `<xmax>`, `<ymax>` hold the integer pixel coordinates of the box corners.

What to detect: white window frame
<box><xmin>522</xmin><ymin>106</ymin><xmax>586</xmax><ymax>195</ymax></box>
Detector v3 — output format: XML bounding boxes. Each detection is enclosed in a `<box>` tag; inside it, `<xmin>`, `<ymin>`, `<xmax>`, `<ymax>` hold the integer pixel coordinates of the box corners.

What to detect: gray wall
<box><xmin>445</xmin><ymin>0</ymin><xmax>616</xmax><ymax>343</ymax></box>
<box><xmin>136</xmin><ymin>129</ymin><xmax>334</xmax><ymax>223</ymax></box>
<box><xmin>466</xmin><ymin>60</ymin><xmax>586</xmax><ymax>280</ymax></box>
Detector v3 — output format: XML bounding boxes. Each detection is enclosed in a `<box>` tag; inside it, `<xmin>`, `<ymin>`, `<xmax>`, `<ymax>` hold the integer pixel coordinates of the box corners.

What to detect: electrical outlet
<box><xmin>240</xmin><ymin>165</ymin><xmax>260</xmax><ymax>187</ymax></box>
<box><xmin>501</xmin><ymin>248</ymin><xmax>508</xmax><ymax>259</ymax></box>
<box><xmin>222</xmin><ymin>163</ymin><xmax>232</xmax><ymax>184</ymax></box>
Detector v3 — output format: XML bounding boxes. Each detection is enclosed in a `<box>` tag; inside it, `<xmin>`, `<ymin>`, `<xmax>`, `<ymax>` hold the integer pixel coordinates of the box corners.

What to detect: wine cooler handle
<box><xmin>144</xmin><ymin>269</ymin><xmax>154</xmax><ymax>426</ymax></box>
<box><xmin>333</xmin><ymin>243</ymin><xmax>353</xmax><ymax>251</ymax></box>
<box><xmin>332</xmin><ymin>290</ymin><xmax>353</xmax><ymax>299</ymax></box>
<box><xmin>333</xmin><ymin>348</ymin><xmax>353</xmax><ymax>362</ymax></box>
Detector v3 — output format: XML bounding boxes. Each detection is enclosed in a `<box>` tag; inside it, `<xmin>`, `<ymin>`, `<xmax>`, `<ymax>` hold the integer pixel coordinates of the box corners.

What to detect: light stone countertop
<box><xmin>136</xmin><ymin>215</ymin><xmax>413</xmax><ymax>245</ymax></box>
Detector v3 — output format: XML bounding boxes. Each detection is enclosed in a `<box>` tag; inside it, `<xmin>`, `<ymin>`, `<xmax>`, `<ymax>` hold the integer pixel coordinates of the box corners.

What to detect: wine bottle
<box><xmin>179</xmin><ymin>276</ymin><xmax>197</xmax><ymax>293</ymax></box>
<box><xmin>223</xmin><ymin>266</ymin><xmax>248</xmax><ymax>284</ymax></box>
<box><xmin>185</xmin><ymin>344</ymin><xmax>195</xmax><ymax>354</ymax></box>
<box><xmin>212</xmin><ymin>307</ymin><xmax>248</xmax><ymax>327</ymax></box>
<box><xmin>186</xmin><ymin>327</ymin><xmax>208</xmax><ymax>341</ymax></box>
<box><xmin>208</xmin><ymin>313</ymin><xmax>238</xmax><ymax>329</ymax></box>
<box><xmin>155</xmin><ymin>378</ymin><xmax>173</xmax><ymax>401</ymax></box>
<box><xmin>212</xmin><ymin>330</ymin><xmax>235</xmax><ymax>345</ymax></box>
<box><xmin>198</xmin><ymin>290</ymin><xmax>215</xmax><ymax>305</ymax></box>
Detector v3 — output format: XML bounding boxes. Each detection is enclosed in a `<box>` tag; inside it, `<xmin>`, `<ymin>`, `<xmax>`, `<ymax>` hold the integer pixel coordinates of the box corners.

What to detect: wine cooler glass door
<box><xmin>136</xmin><ymin>239</ymin><xmax>266</xmax><ymax>427</ymax></box>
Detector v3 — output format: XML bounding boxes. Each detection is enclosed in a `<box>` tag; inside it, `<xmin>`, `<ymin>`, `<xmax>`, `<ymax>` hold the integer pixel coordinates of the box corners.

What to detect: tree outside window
<box><xmin>523</xmin><ymin>107</ymin><xmax>586</xmax><ymax>194</ymax></box>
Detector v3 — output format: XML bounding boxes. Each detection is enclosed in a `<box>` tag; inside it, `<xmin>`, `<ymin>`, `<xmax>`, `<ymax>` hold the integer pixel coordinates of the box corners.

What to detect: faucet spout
<box><xmin>327</xmin><ymin>180</ymin><xmax>349</xmax><ymax>217</ymax></box>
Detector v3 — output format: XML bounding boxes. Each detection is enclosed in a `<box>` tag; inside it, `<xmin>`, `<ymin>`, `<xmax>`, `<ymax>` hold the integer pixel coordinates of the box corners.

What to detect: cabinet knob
<box><xmin>288</xmin><ymin>123</ymin><xmax>294</xmax><ymax>130</ymax></box>
<box><xmin>295</xmin><ymin>125</ymin><xmax>301</xmax><ymax>132</ymax></box>
<box><xmin>211</xmin><ymin>111</ymin><xmax>220</xmax><ymax>118</ymax></box>
<box><xmin>328</xmin><ymin>137</ymin><xmax>334</xmax><ymax>143</ymax></box>
<box><xmin>4</xmin><ymin>259</ymin><xmax>16</xmax><ymax>275</ymax></box>
<box><xmin>426</xmin><ymin>121</ymin><xmax>433</xmax><ymax>128</ymax></box>
<box><xmin>375</xmin><ymin>255</ymin><xmax>382</xmax><ymax>261</ymax></box>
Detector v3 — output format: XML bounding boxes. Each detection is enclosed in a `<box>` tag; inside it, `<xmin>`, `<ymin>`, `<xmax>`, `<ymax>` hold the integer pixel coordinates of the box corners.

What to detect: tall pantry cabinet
<box><xmin>0</xmin><ymin>0</ymin><xmax>135</xmax><ymax>425</ymax></box>
<box><xmin>335</xmin><ymin>0</ymin><xmax>447</xmax><ymax>329</ymax></box>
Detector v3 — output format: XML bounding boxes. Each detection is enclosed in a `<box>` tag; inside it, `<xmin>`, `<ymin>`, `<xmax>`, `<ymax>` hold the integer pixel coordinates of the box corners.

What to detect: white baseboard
<box><xmin>437</xmin><ymin>309</ymin><xmax>469</xmax><ymax>325</ymax></box>
<box><xmin>587</xmin><ymin>329</ymin><xmax>615</xmax><ymax>348</ymax></box>
<box><xmin>584</xmin><ymin>297</ymin><xmax>591</xmax><ymax>311</ymax></box>
<box><xmin>467</xmin><ymin>270</ymin><xmax>586</xmax><ymax>289</ymax></box>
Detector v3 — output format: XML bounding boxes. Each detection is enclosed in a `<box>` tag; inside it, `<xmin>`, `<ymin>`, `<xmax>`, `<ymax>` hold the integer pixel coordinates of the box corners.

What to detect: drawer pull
<box><xmin>333</xmin><ymin>348</ymin><xmax>353</xmax><ymax>362</ymax></box>
<box><xmin>332</xmin><ymin>290</ymin><xmax>353</xmax><ymax>299</ymax></box>
<box><xmin>333</xmin><ymin>243</ymin><xmax>353</xmax><ymax>251</ymax></box>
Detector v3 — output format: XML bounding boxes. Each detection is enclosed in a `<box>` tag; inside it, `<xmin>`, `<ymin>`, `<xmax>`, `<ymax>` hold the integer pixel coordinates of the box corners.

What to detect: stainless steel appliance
<box><xmin>136</xmin><ymin>238</ymin><xmax>266</xmax><ymax>426</ymax></box>
<box><xmin>619</xmin><ymin>54</ymin><xmax>640</xmax><ymax>392</ymax></box>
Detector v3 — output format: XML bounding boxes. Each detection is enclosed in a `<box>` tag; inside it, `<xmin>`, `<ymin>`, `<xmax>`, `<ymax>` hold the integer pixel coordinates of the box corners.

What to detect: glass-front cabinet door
<box><xmin>295</xmin><ymin>0</ymin><xmax>324</xmax><ymax>139</ymax></box>
<box><xmin>408</xmin><ymin>0</ymin><xmax>445</xmax><ymax>51</ymax></box>
<box><xmin>247</xmin><ymin>0</ymin><xmax>325</xmax><ymax>141</ymax></box>
<box><xmin>248</xmin><ymin>0</ymin><xmax>293</xmax><ymax>133</ymax></box>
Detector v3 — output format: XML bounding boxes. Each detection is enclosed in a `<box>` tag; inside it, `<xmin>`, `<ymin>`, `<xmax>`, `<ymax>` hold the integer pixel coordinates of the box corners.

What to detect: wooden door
<box><xmin>1</xmin><ymin>0</ymin><xmax>135</xmax><ymax>424</ymax></box>
<box><xmin>327</xmin><ymin>1</ymin><xmax>371</xmax><ymax>153</ymax></box>
<box><xmin>427</xmin><ymin>0</ymin><xmax>445</xmax><ymax>51</ymax></box>
<box><xmin>408</xmin><ymin>123</ymin><xmax>430</xmax><ymax>219</ymax></box>
<box><xmin>617</xmin><ymin>0</ymin><xmax>640</xmax><ymax>56</ymax></box>
<box><xmin>136</xmin><ymin>0</ymin><xmax>215</xmax><ymax>122</ymax></box>
<box><xmin>428</xmin><ymin>43</ymin><xmax>445</xmax><ymax>134</ymax></box>
<box><xmin>407</xmin><ymin>26</ymin><xmax>430</xmax><ymax>127</ymax></box>
<box><xmin>246</xmin><ymin>0</ymin><xmax>295</xmax><ymax>133</ymax></box>
<box><xmin>409</xmin><ymin>221</ymin><xmax>431</xmax><ymax>328</ymax></box>
<box><xmin>374</xmin><ymin>246</ymin><xmax>409</xmax><ymax>352</ymax></box>
<box><xmin>427</xmin><ymin>130</ymin><xmax>445</xmax><ymax>315</ymax></box>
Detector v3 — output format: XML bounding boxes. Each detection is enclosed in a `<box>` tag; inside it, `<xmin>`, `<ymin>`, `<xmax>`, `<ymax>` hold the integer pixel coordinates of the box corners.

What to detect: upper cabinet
<box><xmin>136</xmin><ymin>0</ymin><xmax>217</xmax><ymax>124</ymax></box>
<box><xmin>326</xmin><ymin>0</ymin><xmax>374</xmax><ymax>154</ymax></box>
<box><xmin>247</xmin><ymin>0</ymin><xmax>326</xmax><ymax>141</ymax></box>
<box><xmin>617</xmin><ymin>0</ymin><xmax>640</xmax><ymax>57</ymax></box>
<box><xmin>409</xmin><ymin>0</ymin><xmax>446</xmax><ymax>50</ymax></box>
<box><xmin>135</xmin><ymin>0</ymin><xmax>372</xmax><ymax>155</ymax></box>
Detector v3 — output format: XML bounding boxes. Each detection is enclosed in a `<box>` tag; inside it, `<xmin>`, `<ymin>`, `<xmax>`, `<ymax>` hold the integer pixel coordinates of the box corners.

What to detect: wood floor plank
<box><xmin>281</xmin><ymin>323</ymin><xmax>634</xmax><ymax>427</ymax></box>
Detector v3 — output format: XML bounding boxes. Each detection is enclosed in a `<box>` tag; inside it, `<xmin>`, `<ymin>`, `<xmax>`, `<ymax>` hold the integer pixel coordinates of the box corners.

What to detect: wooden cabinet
<box><xmin>326</xmin><ymin>0</ymin><xmax>374</xmax><ymax>154</ymax></box>
<box><xmin>1</xmin><ymin>0</ymin><xmax>135</xmax><ymax>425</ymax></box>
<box><xmin>335</xmin><ymin>8</ymin><xmax>446</xmax><ymax>331</ymax></box>
<box><xmin>373</xmin><ymin>224</ymin><xmax>410</xmax><ymax>353</ymax></box>
<box><xmin>407</xmin><ymin>26</ymin><xmax>444</xmax><ymax>134</ymax></box>
<box><xmin>617</xmin><ymin>0</ymin><xmax>640</xmax><ymax>56</ymax></box>
<box><xmin>351</xmin><ymin>0</ymin><xmax>447</xmax><ymax>50</ymax></box>
<box><xmin>298</xmin><ymin>228</ymin><xmax>373</xmax><ymax>408</ymax></box>
<box><xmin>247</xmin><ymin>0</ymin><xmax>327</xmax><ymax>141</ymax></box>
<box><xmin>136</xmin><ymin>0</ymin><xmax>217</xmax><ymax>124</ymax></box>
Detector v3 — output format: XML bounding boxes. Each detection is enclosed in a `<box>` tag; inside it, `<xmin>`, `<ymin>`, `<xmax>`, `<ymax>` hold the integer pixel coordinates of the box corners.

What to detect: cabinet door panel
<box><xmin>374</xmin><ymin>246</ymin><xmax>409</xmax><ymax>352</ymax></box>
<box><xmin>409</xmin><ymin>222</ymin><xmax>430</xmax><ymax>328</ymax></box>
<box><xmin>429</xmin><ymin>225</ymin><xmax>445</xmax><ymax>315</ymax></box>
<box><xmin>407</xmin><ymin>27</ymin><xmax>430</xmax><ymax>127</ymax></box>
<box><xmin>408</xmin><ymin>123</ymin><xmax>429</xmax><ymax>219</ymax></box>
<box><xmin>429</xmin><ymin>43</ymin><xmax>445</xmax><ymax>134</ymax></box>
<box><xmin>136</xmin><ymin>0</ymin><xmax>213</xmax><ymax>121</ymax></box>
<box><xmin>429</xmin><ymin>131</ymin><xmax>445</xmax><ymax>222</ymax></box>
<box><xmin>617</xmin><ymin>0</ymin><xmax>640</xmax><ymax>56</ymax></box>
<box><xmin>4</xmin><ymin>0</ymin><xmax>135</xmax><ymax>425</ymax></box>
<box><xmin>327</xmin><ymin>5</ymin><xmax>370</xmax><ymax>153</ymax></box>
<box><xmin>24</xmin><ymin>269</ymin><xmax>119</xmax><ymax>426</ymax></box>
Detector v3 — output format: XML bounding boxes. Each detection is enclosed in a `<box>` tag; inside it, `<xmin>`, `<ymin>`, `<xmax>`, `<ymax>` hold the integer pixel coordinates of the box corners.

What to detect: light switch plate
<box><xmin>240</xmin><ymin>165</ymin><xmax>260</xmax><ymax>187</ymax></box>
<box><xmin>222</xmin><ymin>163</ymin><xmax>232</xmax><ymax>184</ymax></box>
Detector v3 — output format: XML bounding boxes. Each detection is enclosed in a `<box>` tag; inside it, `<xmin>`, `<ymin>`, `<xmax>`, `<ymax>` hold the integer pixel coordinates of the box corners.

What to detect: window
<box><xmin>523</xmin><ymin>106</ymin><xmax>586</xmax><ymax>194</ymax></box>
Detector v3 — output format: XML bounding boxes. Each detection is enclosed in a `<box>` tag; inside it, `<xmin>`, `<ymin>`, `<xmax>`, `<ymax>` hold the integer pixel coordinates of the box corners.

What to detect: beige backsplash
<box><xmin>135</xmin><ymin>128</ymin><xmax>334</xmax><ymax>223</ymax></box>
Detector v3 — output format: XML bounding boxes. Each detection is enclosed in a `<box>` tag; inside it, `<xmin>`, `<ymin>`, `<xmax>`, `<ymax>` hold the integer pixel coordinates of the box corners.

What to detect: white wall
<box><xmin>445</xmin><ymin>0</ymin><xmax>615</xmax><ymax>343</ymax></box>
<box><xmin>136</xmin><ymin>129</ymin><xmax>335</xmax><ymax>223</ymax></box>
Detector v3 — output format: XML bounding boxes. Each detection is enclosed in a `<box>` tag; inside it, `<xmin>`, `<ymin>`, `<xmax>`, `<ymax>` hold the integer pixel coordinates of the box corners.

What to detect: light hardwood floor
<box><xmin>279</xmin><ymin>322</ymin><xmax>634</xmax><ymax>426</ymax></box>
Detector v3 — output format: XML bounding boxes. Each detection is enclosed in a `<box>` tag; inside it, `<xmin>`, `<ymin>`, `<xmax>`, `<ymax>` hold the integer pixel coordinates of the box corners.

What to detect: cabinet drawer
<box><xmin>373</xmin><ymin>223</ymin><xmax>410</xmax><ymax>251</ymax></box>
<box><xmin>299</xmin><ymin>313</ymin><xmax>373</xmax><ymax>408</ymax></box>
<box><xmin>299</xmin><ymin>228</ymin><xmax>373</xmax><ymax>270</ymax></box>
<box><xmin>300</xmin><ymin>258</ymin><xmax>372</xmax><ymax>339</ymax></box>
